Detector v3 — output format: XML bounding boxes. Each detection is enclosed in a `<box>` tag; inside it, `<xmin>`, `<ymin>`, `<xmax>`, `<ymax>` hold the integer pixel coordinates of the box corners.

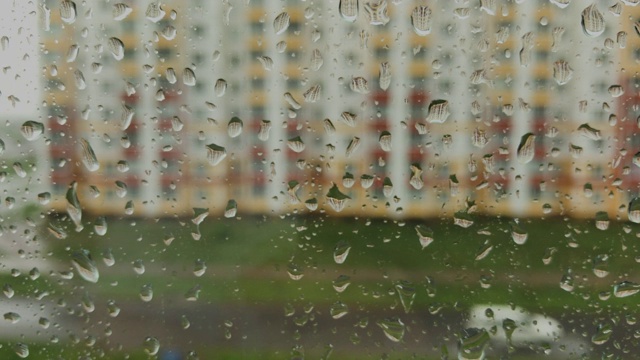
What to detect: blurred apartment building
<box><xmin>39</xmin><ymin>0</ymin><xmax>636</xmax><ymax>219</ymax></box>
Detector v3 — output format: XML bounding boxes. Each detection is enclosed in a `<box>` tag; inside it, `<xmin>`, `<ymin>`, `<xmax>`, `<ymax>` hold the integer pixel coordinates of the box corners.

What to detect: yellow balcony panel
<box><xmin>247</xmin><ymin>7</ymin><xmax>267</xmax><ymax>22</ymax></box>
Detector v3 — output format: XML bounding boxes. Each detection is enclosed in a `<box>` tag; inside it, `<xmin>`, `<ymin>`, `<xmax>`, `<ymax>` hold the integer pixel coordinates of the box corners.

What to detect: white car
<box><xmin>465</xmin><ymin>304</ymin><xmax>589</xmax><ymax>358</ymax></box>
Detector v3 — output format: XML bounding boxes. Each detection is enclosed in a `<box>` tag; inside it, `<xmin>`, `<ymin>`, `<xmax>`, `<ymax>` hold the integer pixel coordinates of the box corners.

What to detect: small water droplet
<box><xmin>133</xmin><ymin>259</ymin><xmax>145</xmax><ymax>275</ymax></box>
<box><xmin>139</xmin><ymin>284</ymin><xmax>153</xmax><ymax>302</ymax></box>
<box><xmin>332</xmin><ymin>275</ymin><xmax>351</xmax><ymax>293</ymax></box>
<box><xmin>71</xmin><ymin>249</ymin><xmax>99</xmax><ymax>283</ymax></box>
<box><xmin>333</xmin><ymin>240</ymin><xmax>351</xmax><ymax>264</ymax></box>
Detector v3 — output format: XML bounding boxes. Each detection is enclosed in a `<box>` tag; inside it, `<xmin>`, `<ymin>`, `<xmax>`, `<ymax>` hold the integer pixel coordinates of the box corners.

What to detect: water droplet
<box><xmin>4</xmin><ymin>312</ymin><xmax>20</xmax><ymax>324</ymax></box>
<box><xmin>608</xmin><ymin>84</ymin><xmax>624</xmax><ymax>97</ymax></box>
<box><xmin>73</xmin><ymin>69</ymin><xmax>86</xmax><ymax>89</ymax></box>
<box><xmin>395</xmin><ymin>281</ymin><xmax>416</xmax><ymax>313</ymax></box>
<box><xmin>143</xmin><ymin>336</ymin><xmax>160</xmax><ymax>356</ymax></box>
<box><xmin>516</xmin><ymin>133</ymin><xmax>536</xmax><ymax>164</ymax></box>
<box><xmin>183</xmin><ymin>67</ymin><xmax>196</xmax><ymax>86</ymax></box>
<box><xmin>273</xmin><ymin>12</ymin><xmax>290</xmax><ymax>35</ymax></box>
<box><xmin>426</xmin><ymin>100</ymin><xmax>450</xmax><ymax>124</ymax></box>
<box><xmin>510</xmin><ymin>223</ymin><xmax>528</xmax><ymax>245</ymax></box>
<box><xmin>287</xmin><ymin>262</ymin><xmax>304</xmax><ymax>280</ymax></box>
<box><xmin>330</xmin><ymin>301</ymin><xmax>349</xmax><ymax>319</ymax></box>
<box><xmin>145</xmin><ymin>2</ymin><xmax>165</xmax><ymax>22</ymax></box>
<box><xmin>93</xmin><ymin>217</ymin><xmax>107</xmax><ymax>236</ymax></box>
<box><xmin>340</xmin><ymin>112</ymin><xmax>357</xmax><ymax>127</ymax></box>
<box><xmin>454</xmin><ymin>211</ymin><xmax>474</xmax><ymax>228</ymax></box>
<box><xmin>13</xmin><ymin>343</ymin><xmax>28</xmax><ymax>358</ymax></box>
<box><xmin>258</xmin><ymin>120</ymin><xmax>272</xmax><ymax>141</ymax></box>
<box><xmin>333</xmin><ymin>240</ymin><xmax>351</xmax><ymax>264</ymax></box>
<box><xmin>629</xmin><ymin>198</ymin><xmax>640</xmax><ymax>223</ymax></box>
<box><xmin>66</xmin><ymin>182</ymin><xmax>83</xmax><ymax>231</ymax></box>
<box><xmin>560</xmin><ymin>271</ymin><xmax>574</xmax><ymax>292</ymax></box>
<box><xmin>475</xmin><ymin>241</ymin><xmax>493</xmax><ymax>261</ymax></box>
<box><xmin>374</xmin><ymin>61</ymin><xmax>392</xmax><ymax>92</ymax></box>
<box><xmin>479</xmin><ymin>0</ymin><xmax>496</xmax><ymax>15</ymax></box>
<box><xmin>215</xmin><ymin>79</ymin><xmax>227</xmax><ymax>97</ymax></box>
<box><xmin>411</xmin><ymin>6</ymin><xmax>432</xmax><ymax>36</ymax></box>
<box><xmin>614</xmin><ymin>281</ymin><xmax>640</xmax><ymax>297</ymax></box>
<box><xmin>139</xmin><ymin>284</ymin><xmax>153</xmax><ymax>302</ymax></box>
<box><xmin>377</xmin><ymin>317</ymin><xmax>405</xmax><ymax>342</ymax></box>
<box><xmin>342</xmin><ymin>172</ymin><xmax>355</xmax><ymax>188</ymax></box>
<box><xmin>224</xmin><ymin>199</ymin><xmax>237</xmax><ymax>218</ymax></box>
<box><xmin>303</xmin><ymin>84</ymin><xmax>321</xmax><ymax>103</ymax></box>
<box><xmin>350</xmin><ymin>77</ymin><xmax>369</xmax><ymax>94</ymax></box>
<box><xmin>378</xmin><ymin>131</ymin><xmax>392</xmax><ymax>152</ymax></box>
<box><xmin>591</xmin><ymin>322</ymin><xmax>613</xmax><ymax>345</ymax></box>
<box><xmin>133</xmin><ymin>259</ymin><xmax>145</xmax><ymax>275</ymax></box>
<box><xmin>345</xmin><ymin>136</ymin><xmax>361</xmax><ymax>157</ymax></box>
<box><xmin>21</xmin><ymin>121</ymin><xmax>44</xmax><ymax>141</ymax></box>
<box><xmin>193</xmin><ymin>259</ymin><xmax>206</xmax><ymax>277</ymax></box>
<box><xmin>577</xmin><ymin>123</ymin><xmax>601</xmax><ymax>141</ymax></box>
<box><xmin>287</xmin><ymin>136</ymin><xmax>305</xmax><ymax>153</ymax></box>
<box><xmin>108</xmin><ymin>37</ymin><xmax>124</xmax><ymax>61</ymax></box>
<box><xmin>181</xmin><ymin>315</ymin><xmax>191</xmax><ymax>329</ymax></box>
<box><xmin>71</xmin><ymin>249</ymin><xmax>99</xmax><ymax>283</ymax></box>
<box><xmin>339</xmin><ymin>0</ymin><xmax>358</xmax><ymax>22</ymax></box>
<box><xmin>113</xmin><ymin>3</ymin><xmax>132</xmax><ymax>21</ymax></box>
<box><xmin>256</xmin><ymin>56</ymin><xmax>273</xmax><ymax>71</ymax></box>
<box><xmin>550</xmin><ymin>0</ymin><xmax>571</xmax><ymax>8</ymax></box>
<box><xmin>78</xmin><ymin>138</ymin><xmax>99</xmax><ymax>172</ymax></box>
<box><xmin>81</xmin><ymin>291</ymin><xmax>95</xmax><ymax>313</ymax></box>
<box><xmin>458</xmin><ymin>328</ymin><xmax>490</xmax><ymax>360</ymax></box>
<box><xmin>364</xmin><ymin>0</ymin><xmax>389</xmax><ymax>25</ymax></box>
<box><xmin>582</xmin><ymin>4</ymin><xmax>605</xmax><ymax>37</ymax></box>
<box><xmin>332</xmin><ymin>275</ymin><xmax>351</xmax><ymax>292</ymax></box>
<box><xmin>227</xmin><ymin>117</ymin><xmax>243</xmax><ymax>138</ymax></box>
<box><xmin>310</xmin><ymin>49</ymin><xmax>323</xmax><ymax>71</ymax></box>
<box><xmin>107</xmin><ymin>300</ymin><xmax>120</xmax><ymax>317</ymax></box>
<box><xmin>60</xmin><ymin>0</ymin><xmax>77</xmax><ymax>24</ymax></box>
<box><xmin>552</xmin><ymin>60</ymin><xmax>573</xmax><ymax>85</ymax></box>
<box><xmin>415</xmin><ymin>225</ymin><xmax>434</xmax><ymax>249</ymax></box>
<box><xmin>185</xmin><ymin>285</ymin><xmax>201</xmax><ymax>301</ymax></box>
<box><xmin>360</xmin><ymin>174</ymin><xmax>374</xmax><ymax>189</ymax></box>
<box><xmin>206</xmin><ymin>143</ymin><xmax>227</xmax><ymax>166</ymax></box>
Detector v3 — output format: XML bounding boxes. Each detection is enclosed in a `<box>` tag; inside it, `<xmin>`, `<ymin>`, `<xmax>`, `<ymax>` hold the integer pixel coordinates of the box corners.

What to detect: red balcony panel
<box><xmin>371</xmin><ymin>91</ymin><xmax>390</xmax><ymax>105</ymax></box>
<box><xmin>409</xmin><ymin>90</ymin><xmax>428</xmax><ymax>105</ymax></box>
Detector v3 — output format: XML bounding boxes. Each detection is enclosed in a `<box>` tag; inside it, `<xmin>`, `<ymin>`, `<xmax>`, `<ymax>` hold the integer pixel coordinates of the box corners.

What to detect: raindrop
<box><xmin>340</xmin><ymin>112</ymin><xmax>357</xmax><ymax>127</ymax></box>
<box><xmin>550</xmin><ymin>0</ymin><xmax>571</xmax><ymax>8</ymax></box>
<box><xmin>608</xmin><ymin>85</ymin><xmax>624</xmax><ymax>97</ymax></box>
<box><xmin>363</xmin><ymin>0</ymin><xmax>389</xmax><ymax>25</ymax></box>
<box><xmin>510</xmin><ymin>223</ymin><xmax>528</xmax><ymax>245</ymax></box>
<box><xmin>411</xmin><ymin>6</ymin><xmax>432</xmax><ymax>36</ymax></box>
<box><xmin>66</xmin><ymin>44</ymin><xmax>79</xmax><ymax>62</ymax></box>
<box><xmin>185</xmin><ymin>285</ymin><xmax>201</xmax><ymax>301</ymax></box>
<box><xmin>3</xmin><ymin>284</ymin><xmax>14</xmax><ymax>298</ymax></box>
<box><xmin>224</xmin><ymin>199</ymin><xmax>237</xmax><ymax>218</ymax></box>
<box><xmin>581</xmin><ymin>4</ymin><xmax>605</xmax><ymax>37</ymax></box>
<box><xmin>310</xmin><ymin>49</ymin><xmax>324</xmax><ymax>71</ymax></box>
<box><xmin>146</xmin><ymin>2</ymin><xmax>165</xmax><ymax>22</ymax></box>
<box><xmin>71</xmin><ymin>249</ymin><xmax>99</xmax><ymax>283</ymax></box>
<box><xmin>479</xmin><ymin>0</ymin><xmax>496</xmax><ymax>15</ymax></box>
<box><xmin>339</xmin><ymin>0</ymin><xmax>358</xmax><ymax>22</ymax></box>
<box><xmin>4</xmin><ymin>312</ymin><xmax>20</xmax><ymax>324</ymax></box>
<box><xmin>113</xmin><ymin>3</ymin><xmax>132</xmax><ymax>21</ymax></box>
<box><xmin>395</xmin><ymin>281</ymin><xmax>416</xmax><ymax>313</ymax></box>
<box><xmin>215</xmin><ymin>79</ymin><xmax>227</xmax><ymax>97</ymax></box>
<box><xmin>333</xmin><ymin>240</ymin><xmax>351</xmax><ymax>264</ymax></box>
<box><xmin>20</xmin><ymin>121</ymin><xmax>44</xmax><ymax>141</ymax></box>
<box><xmin>330</xmin><ymin>301</ymin><xmax>349</xmax><ymax>319</ymax></box>
<box><xmin>350</xmin><ymin>77</ymin><xmax>369</xmax><ymax>94</ymax></box>
<box><xmin>287</xmin><ymin>136</ymin><xmax>305</xmax><ymax>153</ymax></box>
<box><xmin>614</xmin><ymin>281</ymin><xmax>640</xmax><ymax>297</ymax></box>
<box><xmin>82</xmin><ymin>292</ymin><xmax>95</xmax><ymax>313</ymax></box>
<box><xmin>66</xmin><ymin>181</ymin><xmax>83</xmax><ymax>231</ymax></box>
<box><xmin>379</xmin><ymin>131</ymin><xmax>392</xmax><ymax>151</ymax></box>
<box><xmin>133</xmin><ymin>259</ymin><xmax>145</xmax><ymax>275</ymax></box>
<box><xmin>206</xmin><ymin>143</ymin><xmax>227</xmax><ymax>166</ymax></box>
<box><xmin>303</xmin><ymin>84</ymin><xmax>321</xmax><ymax>102</ymax></box>
<box><xmin>101</xmin><ymin>248</ymin><xmax>117</xmax><ymax>268</ymax></box>
<box><xmin>552</xmin><ymin>60</ymin><xmax>573</xmax><ymax>85</ymax></box>
<box><xmin>139</xmin><ymin>284</ymin><xmax>153</xmax><ymax>302</ymax></box>
<box><xmin>60</xmin><ymin>0</ymin><xmax>77</xmax><ymax>24</ymax></box>
<box><xmin>183</xmin><ymin>68</ymin><xmax>196</xmax><ymax>86</ymax></box>
<box><xmin>458</xmin><ymin>328</ymin><xmax>490</xmax><ymax>360</ymax></box>
<box><xmin>73</xmin><ymin>69</ymin><xmax>86</xmax><ymax>89</ymax></box>
<box><xmin>592</xmin><ymin>254</ymin><xmax>609</xmax><ymax>278</ymax></box>
<box><xmin>107</xmin><ymin>300</ymin><xmax>120</xmax><ymax>317</ymax></box>
<box><xmin>378</xmin><ymin>61</ymin><xmax>391</xmax><ymax>90</ymax></box>
<box><xmin>345</xmin><ymin>136</ymin><xmax>361</xmax><ymax>157</ymax></box>
<box><xmin>257</xmin><ymin>56</ymin><xmax>273</xmax><ymax>71</ymax></box>
<box><xmin>273</xmin><ymin>12</ymin><xmax>290</xmax><ymax>35</ymax></box>
<box><xmin>258</xmin><ymin>120</ymin><xmax>272</xmax><ymax>141</ymax></box>
<box><xmin>591</xmin><ymin>323</ymin><xmax>613</xmax><ymax>345</ymax></box>
<box><xmin>333</xmin><ymin>275</ymin><xmax>351</xmax><ymax>292</ymax></box>
<box><xmin>193</xmin><ymin>259</ymin><xmax>206</xmax><ymax>277</ymax></box>
<box><xmin>79</xmin><ymin>138</ymin><xmax>99</xmax><ymax>172</ymax></box>
<box><xmin>377</xmin><ymin>318</ymin><xmax>405</xmax><ymax>342</ymax></box>
<box><xmin>629</xmin><ymin>198</ymin><xmax>640</xmax><ymax>223</ymax></box>
<box><xmin>287</xmin><ymin>262</ymin><xmax>304</xmax><ymax>280</ymax></box>
<box><xmin>108</xmin><ymin>37</ymin><xmax>124</xmax><ymax>61</ymax></box>
<box><xmin>227</xmin><ymin>117</ymin><xmax>243</xmax><ymax>138</ymax></box>
<box><xmin>475</xmin><ymin>242</ymin><xmax>493</xmax><ymax>261</ymax></box>
<box><xmin>13</xmin><ymin>343</ymin><xmax>28</xmax><ymax>358</ymax></box>
<box><xmin>94</xmin><ymin>217</ymin><xmax>107</xmax><ymax>236</ymax></box>
<box><xmin>305</xmin><ymin>198</ymin><xmax>318</xmax><ymax>211</ymax></box>
<box><xmin>326</xmin><ymin>183</ymin><xmax>350</xmax><ymax>212</ymax></box>
<box><xmin>342</xmin><ymin>172</ymin><xmax>355</xmax><ymax>188</ymax></box>
<box><xmin>360</xmin><ymin>174</ymin><xmax>374</xmax><ymax>189</ymax></box>
<box><xmin>415</xmin><ymin>225</ymin><xmax>434</xmax><ymax>249</ymax></box>
<box><xmin>516</xmin><ymin>133</ymin><xmax>535</xmax><ymax>164</ymax></box>
<box><xmin>143</xmin><ymin>337</ymin><xmax>160</xmax><ymax>356</ymax></box>
<box><xmin>426</xmin><ymin>100</ymin><xmax>450</xmax><ymax>124</ymax></box>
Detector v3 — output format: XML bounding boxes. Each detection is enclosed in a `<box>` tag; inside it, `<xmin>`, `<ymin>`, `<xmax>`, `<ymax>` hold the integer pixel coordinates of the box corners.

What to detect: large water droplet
<box><xmin>411</xmin><ymin>6</ymin><xmax>432</xmax><ymax>36</ymax></box>
<box><xmin>330</xmin><ymin>301</ymin><xmax>349</xmax><ymax>319</ymax></box>
<box><xmin>21</xmin><ymin>121</ymin><xmax>44</xmax><ymax>141</ymax></box>
<box><xmin>143</xmin><ymin>336</ymin><xmax>160</xmax><ymax>355</ymax></box>
<box><xmin>113</xmin><ymin>3</ymin><xmax>132</xmax><ymax>21</ymax></box>
<box><xmin>273</xmin><ymin>12</ymin><xmax>290</xmax><ymax>35</ymax></box>
<box><xmin>377</xmin><ymin>317</ymin><xmax>405</xmax><ymax>342</ymax></box>
<box><xmin>581</xmin><ymin>4</ymin><xmax>605</xmax><ymax>37</ymax></box>
<box><xmin>79</xmin><ymin>138</ymin><xmax>99</xmax><ymax>172</ymax></box>
<box><xmin>13</xmin><ymin>343</ymin><xmax>29</xmax><ymax>358</ymax></box>
<box><xmin>333</xmin><ymin>240</ymin><xmax>351</xmax><ymax>264</ymax></box>
<box><xmin>206</xmin><ymin>143</ymin><xmax>227</xmax><ymax>166</ymax></box>
<box><xmin>614</xmin><ymin>281</ymin><xmax>640</xmax><ymax>297</ymax></box>
<box><xmin>60</xmin><ymin>0</ymin><xmax>77</xmax><ymax>24</ymax></box>
<box><xmin>395</xmin><ymin>281</ymin><xmax>416</xmax><ymax>313</ymax></box>
<box><xmin>415</xmin><ymin>225</ymin><xmax>434</xmax><ymax>249</ymax></box>
<box><xmin>71</xmin><ymin>249</ymin><xmax>99</xmax><ymax>283</ymax></box>
<box><xmin>339</xmin><ymin>0</ymin><xmax>358</xmax><ymax>22</ymax></box>
<box><xmin>326</xmin><ymin>184</ymin><xmax>350</xmax><ymax>212</ymax></box>
<box><xmin>458</xmin><ymin>328</ymin><xmax>490</xmax><ymax>360</ymax></box>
